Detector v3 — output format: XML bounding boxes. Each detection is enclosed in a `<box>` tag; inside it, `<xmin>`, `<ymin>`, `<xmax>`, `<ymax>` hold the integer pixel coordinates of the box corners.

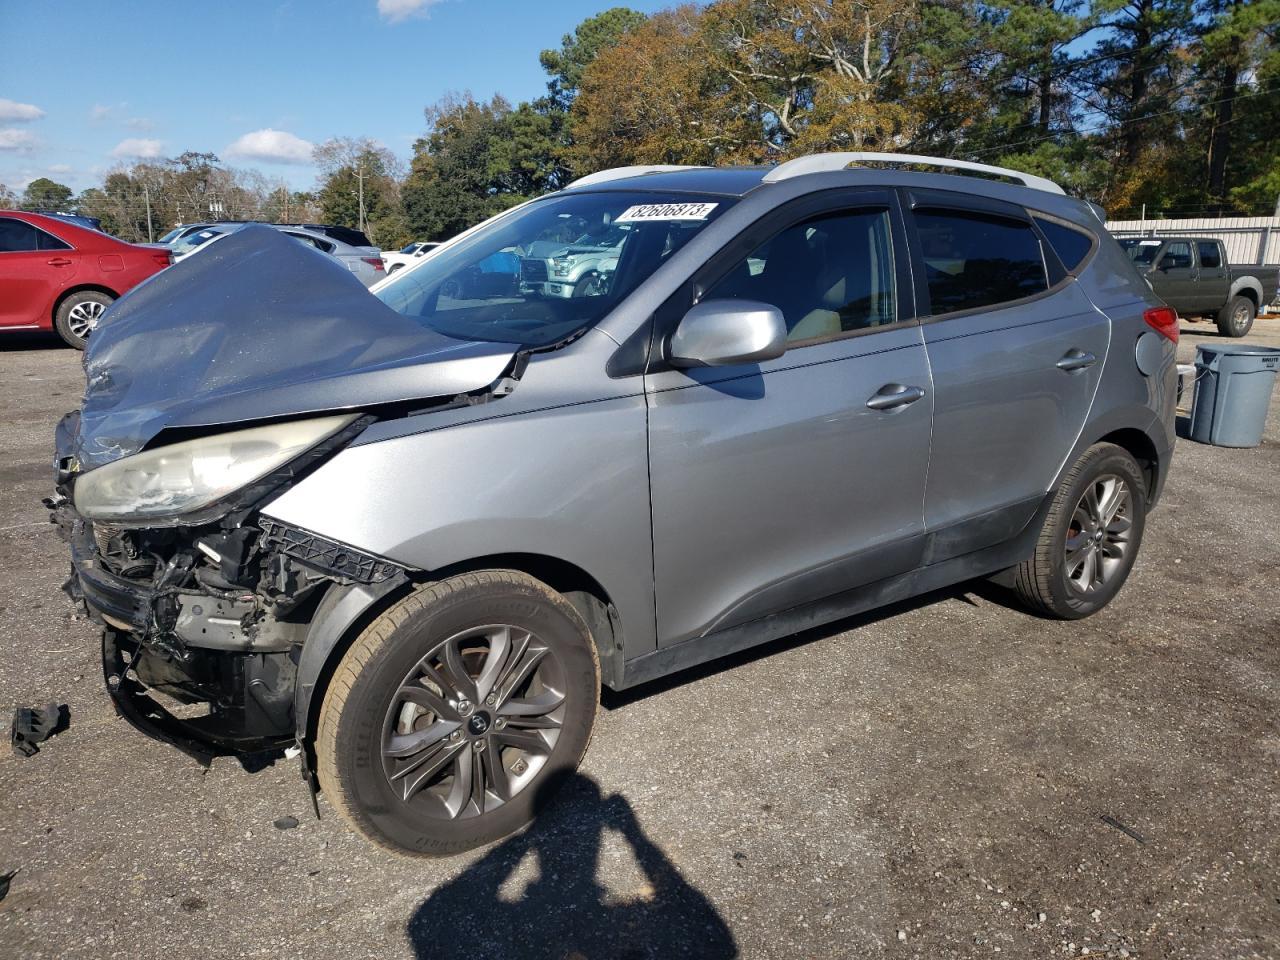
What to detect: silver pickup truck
<box><xmin>1119</xmin><ymin>236</ymin><xmax>1279</xmax><ymax>337</ymax></box>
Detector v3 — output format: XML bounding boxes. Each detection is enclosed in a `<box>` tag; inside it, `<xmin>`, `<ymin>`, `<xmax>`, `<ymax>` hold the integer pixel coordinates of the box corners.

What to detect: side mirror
<box><xmin>669</xmin><ymin>299</ymin><xmax>787</xmax><ymax>368</ymax></box>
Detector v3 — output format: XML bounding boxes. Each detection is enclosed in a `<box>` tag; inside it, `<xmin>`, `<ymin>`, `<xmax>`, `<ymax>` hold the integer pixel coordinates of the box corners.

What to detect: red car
<box><xmin>0</xmin><ymin>210</ymin><xmax>172</xmax><ymax>349</ymax></box>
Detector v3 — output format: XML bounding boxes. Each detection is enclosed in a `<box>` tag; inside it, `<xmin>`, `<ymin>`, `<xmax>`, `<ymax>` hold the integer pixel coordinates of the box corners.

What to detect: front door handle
<box><xmin>1056</xmin><ymin>349</ymin><xmax>1097</xmax><ymax>372</ymax></box>
<box><xmin>46</xmin><ymin>257</ymin><xmax>73</xmax><ymax>267</ymax></box>
<box><xmin>866</xmin><ymin>384</ymin><xmax>926</xmax><ymax>411</ymax></box>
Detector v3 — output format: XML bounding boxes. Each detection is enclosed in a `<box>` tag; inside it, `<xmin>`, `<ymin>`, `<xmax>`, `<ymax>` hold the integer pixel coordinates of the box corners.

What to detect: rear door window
<box><xmin>1197</xmin><ymin>241</ymin><xmax>1221</xmax><ymax>269</ymax></box>
<box><xmin>913</xmin><ymin>209</ymin><xmax>1048</xmax><ymax>315</ymax></box>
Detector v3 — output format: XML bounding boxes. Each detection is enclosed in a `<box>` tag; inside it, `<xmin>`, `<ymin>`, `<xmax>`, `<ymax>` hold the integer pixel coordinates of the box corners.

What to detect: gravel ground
<box><xmin>1</xmin><ymin>317</ymin><xmax>1278</xmax><ymax>960</ymax></box>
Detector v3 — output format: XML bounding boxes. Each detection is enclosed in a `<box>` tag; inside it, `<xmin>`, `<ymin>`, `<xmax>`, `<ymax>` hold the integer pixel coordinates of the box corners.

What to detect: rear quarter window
<box><xmin>1033</xmin><ymin>216</ymin><xmax>1094</xmax><ymax>273</ymax></box>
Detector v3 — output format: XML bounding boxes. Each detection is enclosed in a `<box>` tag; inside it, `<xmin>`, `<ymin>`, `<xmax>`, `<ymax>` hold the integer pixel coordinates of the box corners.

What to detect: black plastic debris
<box><xmin>274</xmin><ymin>815</ymin><xmax>300</xmax><ymax>831</ymax></box>
<box><xmin>1100</xmin><ymin>814</ymin><xmax>1148</xmax><ymax>845</ymax></box>
<box><xmin>11</xmin><ymin>703</ymin><xmax>70</xmax><ymax>757</ymax></box>
<box><xmin>0</xmin><ymin>868</ymin><xmax>16</xmax><ymax>903</ymax></box>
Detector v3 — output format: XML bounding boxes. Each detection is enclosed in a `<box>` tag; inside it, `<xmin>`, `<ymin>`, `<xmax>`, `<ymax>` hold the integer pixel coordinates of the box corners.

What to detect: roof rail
<box><xmin>761</xmin><ymin>152</ymin><xmax>1065</xmax><ymax>195</ymax></box>
<box><xmin>565</xmin><ymin>164</ymin><xmax>712</xmax><ymax>190</ymax></box>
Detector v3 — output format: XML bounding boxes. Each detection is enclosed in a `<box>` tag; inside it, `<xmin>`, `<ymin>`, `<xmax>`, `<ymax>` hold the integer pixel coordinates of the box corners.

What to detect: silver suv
<box><xmin>52</xmin><ymin>153</ymin><xmax>1177</xmax><ymax>856</ymax></box>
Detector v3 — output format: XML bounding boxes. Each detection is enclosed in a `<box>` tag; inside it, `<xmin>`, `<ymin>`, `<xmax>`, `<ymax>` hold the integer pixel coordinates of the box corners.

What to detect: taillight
<box><xmin>362</xmin><ymin>257</ymin><xmax>384</xmax><ymax>271</ymax></box>
<box><xmin>1143</xmin><ymin>306</ymin><xmax>1178</xmax><ymax>343</ymax></box>
<box><xmin>152</xmin><ymin>251</ymin><xmax>173</xmax><ymax>268</ymax></box>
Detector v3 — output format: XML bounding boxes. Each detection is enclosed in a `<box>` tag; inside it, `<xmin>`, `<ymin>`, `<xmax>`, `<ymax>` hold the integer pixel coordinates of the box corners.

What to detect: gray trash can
<box><xmin>1189</xmin><ymin>344</ymin><xmax>1280</xmax><ymax>447</ymax></box>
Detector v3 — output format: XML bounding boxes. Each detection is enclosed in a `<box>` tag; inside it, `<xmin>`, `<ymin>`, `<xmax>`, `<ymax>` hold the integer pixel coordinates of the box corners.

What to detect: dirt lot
<box><xmin>1</xmin><ymin>318</ymin><xmax>1278</xmax><ymax>960</ymax></box>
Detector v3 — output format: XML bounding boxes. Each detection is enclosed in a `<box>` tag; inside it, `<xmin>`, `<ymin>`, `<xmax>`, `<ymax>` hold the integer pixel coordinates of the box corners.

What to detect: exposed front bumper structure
<box><xmin>53</xmin><ymin>491</ymin><xmax>401</xmax><ymax>763</ymax></box>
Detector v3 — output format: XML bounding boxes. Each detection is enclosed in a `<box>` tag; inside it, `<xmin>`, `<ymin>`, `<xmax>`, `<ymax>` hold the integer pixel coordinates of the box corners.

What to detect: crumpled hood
<box><xmin>74</xmin><ymin>225</ymin><xmax>518</xmax><ymax>469</ymax></box>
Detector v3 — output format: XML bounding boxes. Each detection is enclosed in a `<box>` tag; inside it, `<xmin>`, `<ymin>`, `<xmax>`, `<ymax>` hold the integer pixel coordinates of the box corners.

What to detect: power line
<box><xmin>959</xmin><ymin>83</ymin><xmax>1280</xmax><ymax>159</ymax></box>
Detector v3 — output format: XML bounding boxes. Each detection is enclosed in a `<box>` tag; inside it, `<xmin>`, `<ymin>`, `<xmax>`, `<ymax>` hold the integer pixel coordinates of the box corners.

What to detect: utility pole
<box><xmin>144</xmin><ymin>182</ymin><xmax>154</xmax><ymax>242</ymax></box>
<box><xmin>355</xmin><ymin>158</ymin><xmax>366</xmax><ymax>234</ymax></box>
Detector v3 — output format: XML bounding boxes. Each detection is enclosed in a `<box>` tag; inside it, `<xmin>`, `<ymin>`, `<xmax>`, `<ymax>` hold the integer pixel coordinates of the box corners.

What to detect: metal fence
<box><xmin>1105</xmin><ymin>215</ymin><xmax>1280</xmax><ymax>266</ymax></box>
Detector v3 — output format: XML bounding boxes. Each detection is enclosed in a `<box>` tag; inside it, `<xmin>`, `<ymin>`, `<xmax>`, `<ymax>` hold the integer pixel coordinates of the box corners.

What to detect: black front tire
<box><xmin>1012</xmin><ymin>443</ymin><xmax>1148</xmax><ymax>619</ymax></box>
<box><xmin>54</xmin><ymin>290</ymin><xmax>114</xmax><ymax>349</ymax></box>
<box><xmin>1216</xmin><ymin>294</ymin><xmax>1255</xmax><ymax>338</ymax></box>
<box><xmin>316</xmin><ymin>571</ymin><xmax>600</xmax><ymax>857</ymax></box>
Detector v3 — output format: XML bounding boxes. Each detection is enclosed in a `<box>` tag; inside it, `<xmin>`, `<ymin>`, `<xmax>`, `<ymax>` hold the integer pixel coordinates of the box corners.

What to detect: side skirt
<box><xmin>616</xmin><ymin>491</ymin><xmax>1055</xmax><ymax>691</ymax></box>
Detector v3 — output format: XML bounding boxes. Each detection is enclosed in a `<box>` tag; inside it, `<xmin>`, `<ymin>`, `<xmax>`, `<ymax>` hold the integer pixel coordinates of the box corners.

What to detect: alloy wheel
<box><xmin>381</xmin><ymin>624</ymin><xmax>566</xmax><ymax>820</ymax></box>
<box><xmin>1064</xmin><ymin>475</ymin><xmax>1133</xmax><ymax>595</ymax></box>
<box><xmin>66</xmin><ymin>299</ymin><xmax>106</xmax><ymax>339</ymax></box>
<box><xmin>1232</xmin><ymin>301</ymin><xmax>1251</xmax><ymax>334</ymax></box>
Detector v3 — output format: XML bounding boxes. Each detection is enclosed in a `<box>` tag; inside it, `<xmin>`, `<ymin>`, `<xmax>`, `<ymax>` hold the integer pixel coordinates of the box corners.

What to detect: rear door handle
<box><xmin>866</xmin><ymin>384</ymin><xmax>926</xmax><ymax>411</ymax></box>
<box><xmin>46</xmin><ymin>257</ymin><xmax>73</xmax><ymax>266</ymax></box>
<box><xmin>1056</xmin><ymin>349</ymin><xmax>1097</xmax><ymax>372</ymax></box>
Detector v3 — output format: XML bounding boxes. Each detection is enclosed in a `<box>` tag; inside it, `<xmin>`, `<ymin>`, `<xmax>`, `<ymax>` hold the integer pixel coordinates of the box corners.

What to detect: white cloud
<box><xmin>377</xmin><ymin>0</ymin><xmax>444</xmax><ymax>23</ymax></box>
<box><xmin>0</xmin><ymin>99</ymin><xmax>45</xmax><ymax>122</ymax></box>
<box><xmin>89</xmin><ymin>104</ymin><xmax>114</xmax><ymax>122</ymax></box>
<box><xmin>224</xmin><ymin>128</ymin><xmax>315</xmax><ymax>164</ymax></box>
<box><xmin>111</xmin><ymin>137</ymin><xmax>165</xmax><ymax>159</ymax></box>
<box><xmin>0</xmin><ymin>128</ymin><xmax>38</xmax><ymax>151</ymax></box>
<box><xmin>48</xmin><ymin>163</ymin><xmax>73</xmax><ymax>174</ymax></box>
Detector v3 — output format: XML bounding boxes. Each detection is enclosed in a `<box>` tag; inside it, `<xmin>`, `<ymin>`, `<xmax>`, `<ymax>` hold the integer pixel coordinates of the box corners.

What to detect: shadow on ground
<box><xmin>0</xmin><ymin>331</ymin><xmax>70</xmax><ymax>352</ymax></box>
<box><xmin>406</xmin><ymin>774</ymin><xmax>737</xmax><ymax>960</ymax></box>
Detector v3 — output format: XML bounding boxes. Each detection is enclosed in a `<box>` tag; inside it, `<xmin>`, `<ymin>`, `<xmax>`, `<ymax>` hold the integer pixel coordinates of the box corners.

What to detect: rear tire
<box><xmin>54</xmin><ymin>290</ymin><xmax>114</xmax><ymax>349</ymax></box>
<box><xmin>1013</xmin><ymin>443</ymin><xmax>1147</xmax><ymax>619</ymax></box>
<box><xmin>1216</xmin><ymin>295</ymin><xmax>1255</xmax><ymax>338</ymax></box>
<box><xmin>316</xmin><ymin>571</ymin><xmax>600</xmax><ymax>857</ymax></box>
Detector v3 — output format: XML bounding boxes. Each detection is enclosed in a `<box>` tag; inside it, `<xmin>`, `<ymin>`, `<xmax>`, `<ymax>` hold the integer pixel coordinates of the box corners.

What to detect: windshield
<box><xmin>374</xmin><ymin>191</ymin><xmax>732</xmax><ymax>346</ymax></box>
<box><xmin>158</xmin><ymin>226</ymin><xmax>185</xmax><ymax>244</ymax></box>
<box><xmin>1119</xmin><ymin>238</ymin><xmax>1162</xmax><ymax>265</ymax></box>
<box><xmin>172</xmin><ymin>228</ymin><xmax>228</xmax><ymax>257</ymax></box>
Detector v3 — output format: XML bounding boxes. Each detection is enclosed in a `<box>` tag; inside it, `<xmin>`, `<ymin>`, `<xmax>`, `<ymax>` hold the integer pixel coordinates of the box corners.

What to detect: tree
<box><xmin>1194</xmin><ymin>0</ymin><xmax>1280</xmax><ymax>207</ymax></box>
<box><xmin>401</xmin><ymin>93</ymin><xmax>564</xmax><ymax>240</ymax></box>
<box><xmin>22</xmin><ymin>177</ymin><xmax>73</xmax><ymax>212</ymax></box>
<box><xmin>0</xmin><ymin>183</ymin><xmax>17</xmax><ymax>207</ymax></box>
<box><xmin>313</xmin><ymin>136</ymin><xmax>403</xmax><ymax>234</ymax></box>
<box><xmin>570</xmin><ymin>7</ymin><xmax>752</xmax><ymax>171</ymax></box>
<box><xmin>402</xmin><ymin>95</ymin><xmax>519</xmax><ymax>240</ymax></box>
<box><xmin>1074</xmin><ymin>0</ymin><xmax>1196</xmax><ymax>205</ymax></box>
<box><xmin>540</xmin><ymin>7</ymin><xmax>649</xmax><ymax>110</ymax></box>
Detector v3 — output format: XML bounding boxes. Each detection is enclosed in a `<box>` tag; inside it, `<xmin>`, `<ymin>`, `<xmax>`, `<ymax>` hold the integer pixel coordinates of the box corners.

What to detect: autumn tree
<box><xmin>570</xmin><ymin>6</ymin><xmax>756</xmax><ymax>171</ymax></box>
<box><xmin>540</xmin><ymin>6</ymin><xmax>649</xmax><ymax>110</ymax></box>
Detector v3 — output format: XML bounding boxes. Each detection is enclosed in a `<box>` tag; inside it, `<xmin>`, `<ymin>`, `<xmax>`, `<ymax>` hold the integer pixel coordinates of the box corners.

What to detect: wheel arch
<box><xmin>51</xmin><ymin>283</ymin><xmax>120</xmax><ymax>323</ymax></box>
<box><xmin>295</xmin><ymin>552</ymin><xmax>625</xmax><ymax>749</ymax></box>
<box><xmin>1094</xmin><ymin>426</ymin><xmax>1160</xmax><ymax>501</ymax></box>
<box><xmin>1228</xmin><ymin>277</ymin><xmax>1262</xmax><ymax>309</ymax></box>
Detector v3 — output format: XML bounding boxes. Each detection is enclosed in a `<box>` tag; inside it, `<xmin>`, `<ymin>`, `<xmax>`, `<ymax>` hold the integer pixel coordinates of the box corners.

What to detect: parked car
<box><xmin>382</xmin><ymin>241</ymin><xmax>442</xmax><ymax>274</ymax></box>
<box><xmin>38</xmin><ymin>211</ymin><xmax>105</xmax><ymax>232</ymax></box>
<box><xmin>1118</xmin><ymin>236</ymin><xmax>1279</xmax><ymax>337</ymax></box>
<box><xmin>519</xmin><ymin>221</ymin><xmax>629</xmax><ymax>299</ymax></box>
<box><xmin>274</xmin><ymin>225</ymin><xmax>384</xmax><ymax>286</ymax></box>
<box><xmin>0</xmin><ymin>210</ymin><xmax>171</xmax><ymax>348</ymax></box>
<box><xmin>169</xmin><ymin>225</ymin><xmax>238</xmax><ymax>261</ymax></box>
<box><xmin>51</xmin><ymin>155</ymin><xmax>1176</xmax><ymax>856</ymax></box>
<box><xmin>276</xmin><ymin>222</ymin><xmax>376</xmax><ymax>249</ymax></box>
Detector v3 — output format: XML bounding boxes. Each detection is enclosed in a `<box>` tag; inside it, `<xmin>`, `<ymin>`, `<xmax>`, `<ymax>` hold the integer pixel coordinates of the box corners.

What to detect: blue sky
<box><xmin>0</xmin><ymin>0</ymin><xmax>672</xmax><ymax>194</ymax></box>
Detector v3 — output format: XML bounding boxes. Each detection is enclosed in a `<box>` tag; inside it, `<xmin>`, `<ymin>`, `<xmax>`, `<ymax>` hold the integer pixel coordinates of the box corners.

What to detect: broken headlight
<box><xmin>73</xmin><ymin>415</ymin><xmax>359</xmax><ymax>523</ymax></box>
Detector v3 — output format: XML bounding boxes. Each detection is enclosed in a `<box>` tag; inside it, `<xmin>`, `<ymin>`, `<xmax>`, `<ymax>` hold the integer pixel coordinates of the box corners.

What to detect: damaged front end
<box><xmin>49</xmin><ymin>226</ymin><xmax>519</xmax><ymax>765</ymax></box>
<box><xmin>50</xmin><ymin>413</ymin><xmax>407</xmax><ymax>764</ymax></box>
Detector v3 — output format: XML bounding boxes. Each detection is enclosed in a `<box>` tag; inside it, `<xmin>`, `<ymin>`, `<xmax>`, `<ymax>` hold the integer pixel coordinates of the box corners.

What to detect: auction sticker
<box><xmin>615</xmin><ymin>202</ymin><xmax>718</xmax><ymax>222</ymax></box>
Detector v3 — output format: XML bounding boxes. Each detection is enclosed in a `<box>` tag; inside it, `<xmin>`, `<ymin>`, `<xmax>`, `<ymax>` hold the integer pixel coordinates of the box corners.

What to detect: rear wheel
<box><xmin>1013</xmin><ymin>443</ymin><xmax>1147</xmax><ymax>619</ymax></box>
<box><xmin>316</xmin><ymin>571</ymin><xmax>600</xmax><ymax>856</ymax></box>
<box><xmin>54</xmin><ymin>290</ymin><xmax>114</xmax><ymax>349</ymax></box>
<box><xmin>1216</xmin><ymin>295</ymin><xmax>1255</xmax><ymax>338</ymax></box>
